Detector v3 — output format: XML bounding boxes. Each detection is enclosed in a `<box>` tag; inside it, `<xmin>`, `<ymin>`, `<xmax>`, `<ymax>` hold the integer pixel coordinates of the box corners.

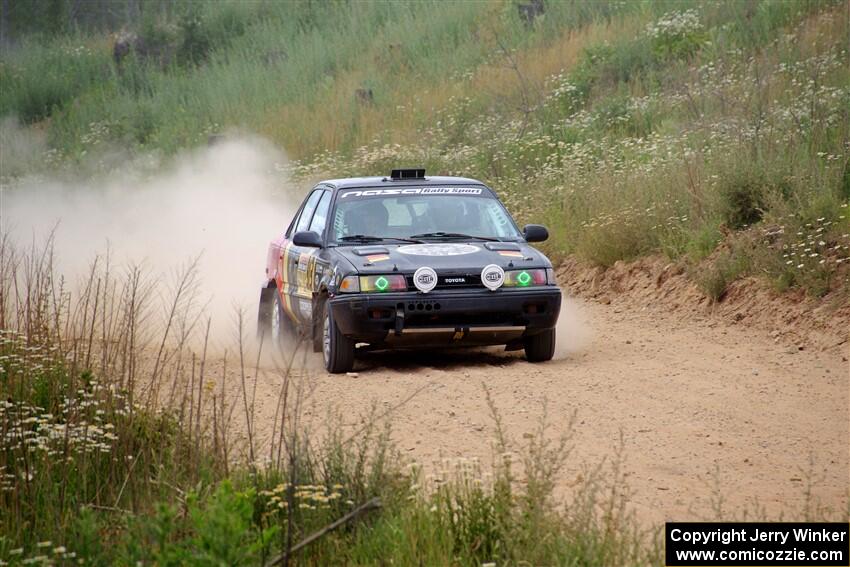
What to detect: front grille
<box><xmin>405</xmin><ymin>310</ymin><xmax>518</xmax><ymax>327</ymax></box>
<box><xmin>405</xmin><ymin>273</ymin><xmax>483</xmax><ymax>290</ymax></box>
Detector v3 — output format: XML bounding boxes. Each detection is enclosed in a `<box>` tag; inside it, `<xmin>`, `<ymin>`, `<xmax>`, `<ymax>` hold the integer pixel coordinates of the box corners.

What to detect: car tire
<box><xmin>257</xmin><ymin>284</ymin><xmax>288</xmax><ymax>345</ymax></box>
<box><xmin>322</xmin><ymin>301</ymin><xmax>355</xmax><ymax>374</ymax></box>
<box><xmin>523</xmin><ymin>327</ymin><xmax>555</xmax><ymax>362</ymax></box>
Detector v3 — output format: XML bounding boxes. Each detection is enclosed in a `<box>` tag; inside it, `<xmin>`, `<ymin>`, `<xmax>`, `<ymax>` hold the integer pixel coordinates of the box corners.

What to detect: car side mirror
<box><xmin>292</xmin><ymin>230</ymin><xmax>322</xmax><ymax>247</ymax></box>
<box><xmin>523</xmin><ymin>224</ymin><xmax>549</xmax><ymax>243</ymax></box>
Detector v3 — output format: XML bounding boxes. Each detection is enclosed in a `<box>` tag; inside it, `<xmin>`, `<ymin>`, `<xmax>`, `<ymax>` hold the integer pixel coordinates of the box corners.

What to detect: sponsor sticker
<box><xmin>413</xmin><ymin>266</ymin><xmax>438</xmax><ymax>293</ymax></box>
<box><xmin>397</xmin><ymin>243</ymin><xmax>479</xmax><ymax>256</ymax></box>
<box><xmin>481</xmin><ymin>264</ymin><xmax>505</xmax><ymax>291</ymax></box>
<box><xmin>340</xmin><ymin>187</ymin><xmax>483</xmax><ymax>199</ymax></box>
<box><xmin>298</xmin><ymin>299</ymin><xmax>312</xmax><ymax>318</ymax></box>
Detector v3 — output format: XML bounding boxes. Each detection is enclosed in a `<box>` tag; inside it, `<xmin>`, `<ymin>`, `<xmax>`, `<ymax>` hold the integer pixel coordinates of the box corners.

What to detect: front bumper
<box><xmin>328</xmin><ymin>286</ymin><xmax>561</xmax><ymax>348</ymax></box>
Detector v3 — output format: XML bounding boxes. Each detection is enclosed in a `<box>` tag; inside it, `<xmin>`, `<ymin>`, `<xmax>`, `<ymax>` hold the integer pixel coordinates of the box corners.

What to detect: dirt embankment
<box><xmin>558</xmin><ymin>255</ymin><xmax>850</xmax><ymax>354</ymax></box>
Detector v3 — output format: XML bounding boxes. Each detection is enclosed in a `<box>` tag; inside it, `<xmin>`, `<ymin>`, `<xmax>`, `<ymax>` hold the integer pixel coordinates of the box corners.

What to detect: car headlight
<box><xmin>361</xmin><ymin>274</ymin><xmax>407</xmax><ymax>292</ymax></box>
<box><xmin>503</xmin><ymin>269</ymin><xmax>548</xmax><ymax>287</ymax></box>
<box><xmin>340</xmin><ymin>274</ymin><xmax>407</xmax><ymax>293</ymax></box>
<box><xmin>339</xmin><ymin>275</ymin><xmax>360</xmax><ymax>293</ymax></box>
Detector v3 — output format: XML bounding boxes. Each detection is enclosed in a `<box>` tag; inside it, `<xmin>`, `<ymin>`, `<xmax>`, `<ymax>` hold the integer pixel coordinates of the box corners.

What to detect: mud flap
<box><xmin>311</xmin><ymin>294</ymin><xmax>324</xmax><ymax>353</ymax></box>
<box><xmin>504</xmin><ymin>338</ymin><xmax>524</xmax><ymax>351</ymax></box>
<box><xmin>394</xmin><ymin>306</ymin><xmax>404</xmax><ymax>337</ymax></box>
<box><xmin>257</xmin><ymin>283</ymin><xmax>277</xmax><ymax>339</ymax></box>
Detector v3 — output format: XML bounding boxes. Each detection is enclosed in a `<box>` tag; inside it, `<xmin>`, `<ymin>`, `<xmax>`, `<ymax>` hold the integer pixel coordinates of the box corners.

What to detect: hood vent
<box><xmin>484</xmin><ymin>242</ymin><xmax>521</xmax><ymax>251</ymax></box>
<box><xmin>352</xmin><ymin>246</ymin><xmax>390</xmax><ymax>256</ymax></box>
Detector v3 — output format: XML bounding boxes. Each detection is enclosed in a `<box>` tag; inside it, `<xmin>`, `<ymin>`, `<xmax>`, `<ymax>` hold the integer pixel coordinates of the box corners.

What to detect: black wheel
<box><xmin>257</xmin><ymin>285</ymin><xmax>288</xmax><ymax>346</ymax></box>
<box><xmin>322</xmin><ymin>301</ymin><xmax>355</xmax><ymax>374</ymax></box>
<box><xmin>524</xmin><ymin>327</ymin><xmax>555</xmax><ymax>362</ymax></box>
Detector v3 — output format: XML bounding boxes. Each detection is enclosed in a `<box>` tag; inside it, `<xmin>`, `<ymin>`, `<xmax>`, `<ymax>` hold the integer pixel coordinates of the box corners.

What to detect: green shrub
<box><xmin>753</xmin><ymin>193</ymin><xmax>850</xmax><ymax>297</ymax></box>
<box><xmin>593</xmin><ymin>94</ymin><xmax>657</xmax><ymax>138</ymax></box>
<box><xmin>135</xmin><ymin>15</ymin><xmax>179</xmax><ymax>68</ymax></box>
<box><xmin>717</xmin><ymin>170</ymin><xmax>766</xmax><ymax>230</ymax></box>
<box><xmin>574</xmin><ymin>219</ymin><xmax>654</xmax><ymax>268</ymax></box>
<box><xmin>646</xmin><ymin>9</ymin><xmax>707</xmax><ymax>59</ymax></box>
<box><xmin>687</xmin><ymin>221</ymin><xmax>723</xmax><ymax>262</ymax></box>
<box><xmin>695</xmin><ymin>247</ymin><xmax>751</xmax><ymax>301</ymax></box>
<box><xmin>839</xmin><ymin>159</ymin><xmax>850</xmax><ymax>201</ymax></box>
<box><xmin>0</xmin><ymin>38</ymin><xmax>112</xmax><ymax>124</ymax></box>
<box><xmin>121</xmin><ymin>482</ymin><xmax>277</xmax><ymax>565</ymax></box>
<box><xmin>177</xmin><ymin>13</ymin><xmax>213</xmax><ymax>67</ymax></box>
<box><xmin>574</xmin><ymin>39</ymin><xmax>654</xmax><ymax>88</ymax></box>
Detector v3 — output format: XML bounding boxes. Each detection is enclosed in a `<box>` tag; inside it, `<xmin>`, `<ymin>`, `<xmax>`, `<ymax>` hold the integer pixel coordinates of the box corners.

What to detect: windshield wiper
<box><xmin>339</xmin><ymin>235</ymin><xmax>423</xmax><ymax>244</ymax></box>
<box><xmin>409</xmin><ymin>232</ymin><xmax>500</xmax><ymax>242</ymax></box>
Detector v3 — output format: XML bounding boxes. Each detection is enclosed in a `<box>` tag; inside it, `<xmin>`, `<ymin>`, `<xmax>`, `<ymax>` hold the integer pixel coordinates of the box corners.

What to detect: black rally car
<box><xmin>258</xmin><ymin>169</ymin><xmax>562</xmax><ymax>373</ymax></box>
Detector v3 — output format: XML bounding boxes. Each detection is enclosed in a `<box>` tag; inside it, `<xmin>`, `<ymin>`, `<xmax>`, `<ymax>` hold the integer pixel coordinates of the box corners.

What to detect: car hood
<box><xmin>334</xmin><ymin>241</ymin><xmax>552</xmax><ymax>274</ymax></box>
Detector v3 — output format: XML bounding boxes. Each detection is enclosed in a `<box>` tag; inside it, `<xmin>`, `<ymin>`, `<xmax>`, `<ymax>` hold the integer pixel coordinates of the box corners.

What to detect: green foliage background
<box><xmin>2</xmin><ymin>0</ymin><xmax>848</xmax><ymax>298</ymax></box>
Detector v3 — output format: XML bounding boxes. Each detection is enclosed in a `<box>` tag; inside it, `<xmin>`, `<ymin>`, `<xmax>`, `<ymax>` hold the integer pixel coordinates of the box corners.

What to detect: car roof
<box><xmin>319</xmin><ymin>175</ymin><xmax>486</xmax><ymax>190</ymax></box>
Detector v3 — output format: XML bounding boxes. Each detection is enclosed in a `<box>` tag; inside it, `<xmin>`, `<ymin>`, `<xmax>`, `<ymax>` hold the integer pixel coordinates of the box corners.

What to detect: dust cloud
<box><xmin>554</xmin><ymin>297</ymin><xmax>591</xmax><ymax>358</ymax></box>
<box><xmin>0</xmin><ymin>116</ymin><xmax>48</xmax><ymax>178</ymax></box>
<box><xmin>1</xmin><ymin>137</ymin><xmax>303</xmax><ymax>349</ymax></box>
<box><xmin>2</xmin><ymin>135</ymin><xmax>585</xmax><ymax>362</ymax></box>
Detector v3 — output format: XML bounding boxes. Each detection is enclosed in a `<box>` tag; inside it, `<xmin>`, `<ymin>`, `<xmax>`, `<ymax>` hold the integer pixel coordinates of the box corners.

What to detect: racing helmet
<box><xmin>346</xmin><ymin>201</ymin><xmax>389</xmax><ymax>236</ymax></box>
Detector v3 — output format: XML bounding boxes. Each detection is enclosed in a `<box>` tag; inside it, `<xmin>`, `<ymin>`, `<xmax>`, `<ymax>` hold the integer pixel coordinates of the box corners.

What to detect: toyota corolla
<box><xmin>258</xmin><ymin>169</ymin><xmax>562</xmax><ymax>373</ymax></box>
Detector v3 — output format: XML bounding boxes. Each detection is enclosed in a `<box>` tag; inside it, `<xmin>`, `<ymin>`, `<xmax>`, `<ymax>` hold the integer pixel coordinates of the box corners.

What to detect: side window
<box><xmin>294</xmin><ymin>189</ymin><xmax>323</xmax><ymax>234</ymax></box>
<box><xmin>308</xmin><ymin>191</ymin><xmax>332</xmax><ymax>235</ymax></box>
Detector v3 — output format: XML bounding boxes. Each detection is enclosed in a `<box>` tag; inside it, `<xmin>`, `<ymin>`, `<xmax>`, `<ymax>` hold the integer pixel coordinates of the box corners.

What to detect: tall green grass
<box><xmin>1</xmin><ymin>0</ymin><xmax>848</xmax><ymax>299</ymax></box>
<box><xmin>290</xmin><ymin>0</ymin><xmax>850</xmax><ymax>298</ymax></box>
<box><xmin>1</xmin><ymin>0</ymin><xmax>635</xmax><ymax>161</ymax></box>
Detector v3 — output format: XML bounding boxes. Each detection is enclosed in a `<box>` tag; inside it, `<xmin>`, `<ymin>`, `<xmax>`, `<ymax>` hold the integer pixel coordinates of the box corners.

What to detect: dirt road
<box><xmin>248</xmin><ymin>295</ymin><xmax>849</xmax><ymax>526</ymax></box>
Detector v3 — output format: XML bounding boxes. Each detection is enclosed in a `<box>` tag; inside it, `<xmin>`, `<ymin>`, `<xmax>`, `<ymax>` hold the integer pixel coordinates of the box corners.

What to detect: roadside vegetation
<box><xmin>0</xmin><ymin>236</ymin><xmax>661</xmax><ymax>565</ymax></box>
<box><xmin>0</xmin><ymin>237</ymin><xmax>841</xmax><ymax>564</ymax></box>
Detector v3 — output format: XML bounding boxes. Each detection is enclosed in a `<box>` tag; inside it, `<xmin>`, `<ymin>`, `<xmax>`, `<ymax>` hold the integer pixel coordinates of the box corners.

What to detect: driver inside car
<box><xmin>428</xmin><ymin>198</ymin><xmax>469</xmax><ymax>233</ymax></box>
<box><xmin>344</xmin><ymin>201</ymin><xmax>389</xmax><ymax>237</ymax></box>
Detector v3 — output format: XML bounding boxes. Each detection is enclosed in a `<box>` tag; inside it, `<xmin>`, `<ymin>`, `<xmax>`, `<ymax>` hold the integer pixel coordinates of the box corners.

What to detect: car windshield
<box><xmin>330</xmin><ymin>191</ymin><xmax>522</xmax><ymax>244</ymax></box>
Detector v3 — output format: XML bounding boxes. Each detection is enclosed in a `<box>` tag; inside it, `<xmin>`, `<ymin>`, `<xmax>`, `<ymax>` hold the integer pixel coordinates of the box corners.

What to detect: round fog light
<box><xmin>481</xmin><ymin>264</ymin><xmax>505</xmax><ymax>291</ymax></box>
<box><xmin>413</xmin><ymin>266</ymin><xmax>438</xmax><ymax>293</ymax></box>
